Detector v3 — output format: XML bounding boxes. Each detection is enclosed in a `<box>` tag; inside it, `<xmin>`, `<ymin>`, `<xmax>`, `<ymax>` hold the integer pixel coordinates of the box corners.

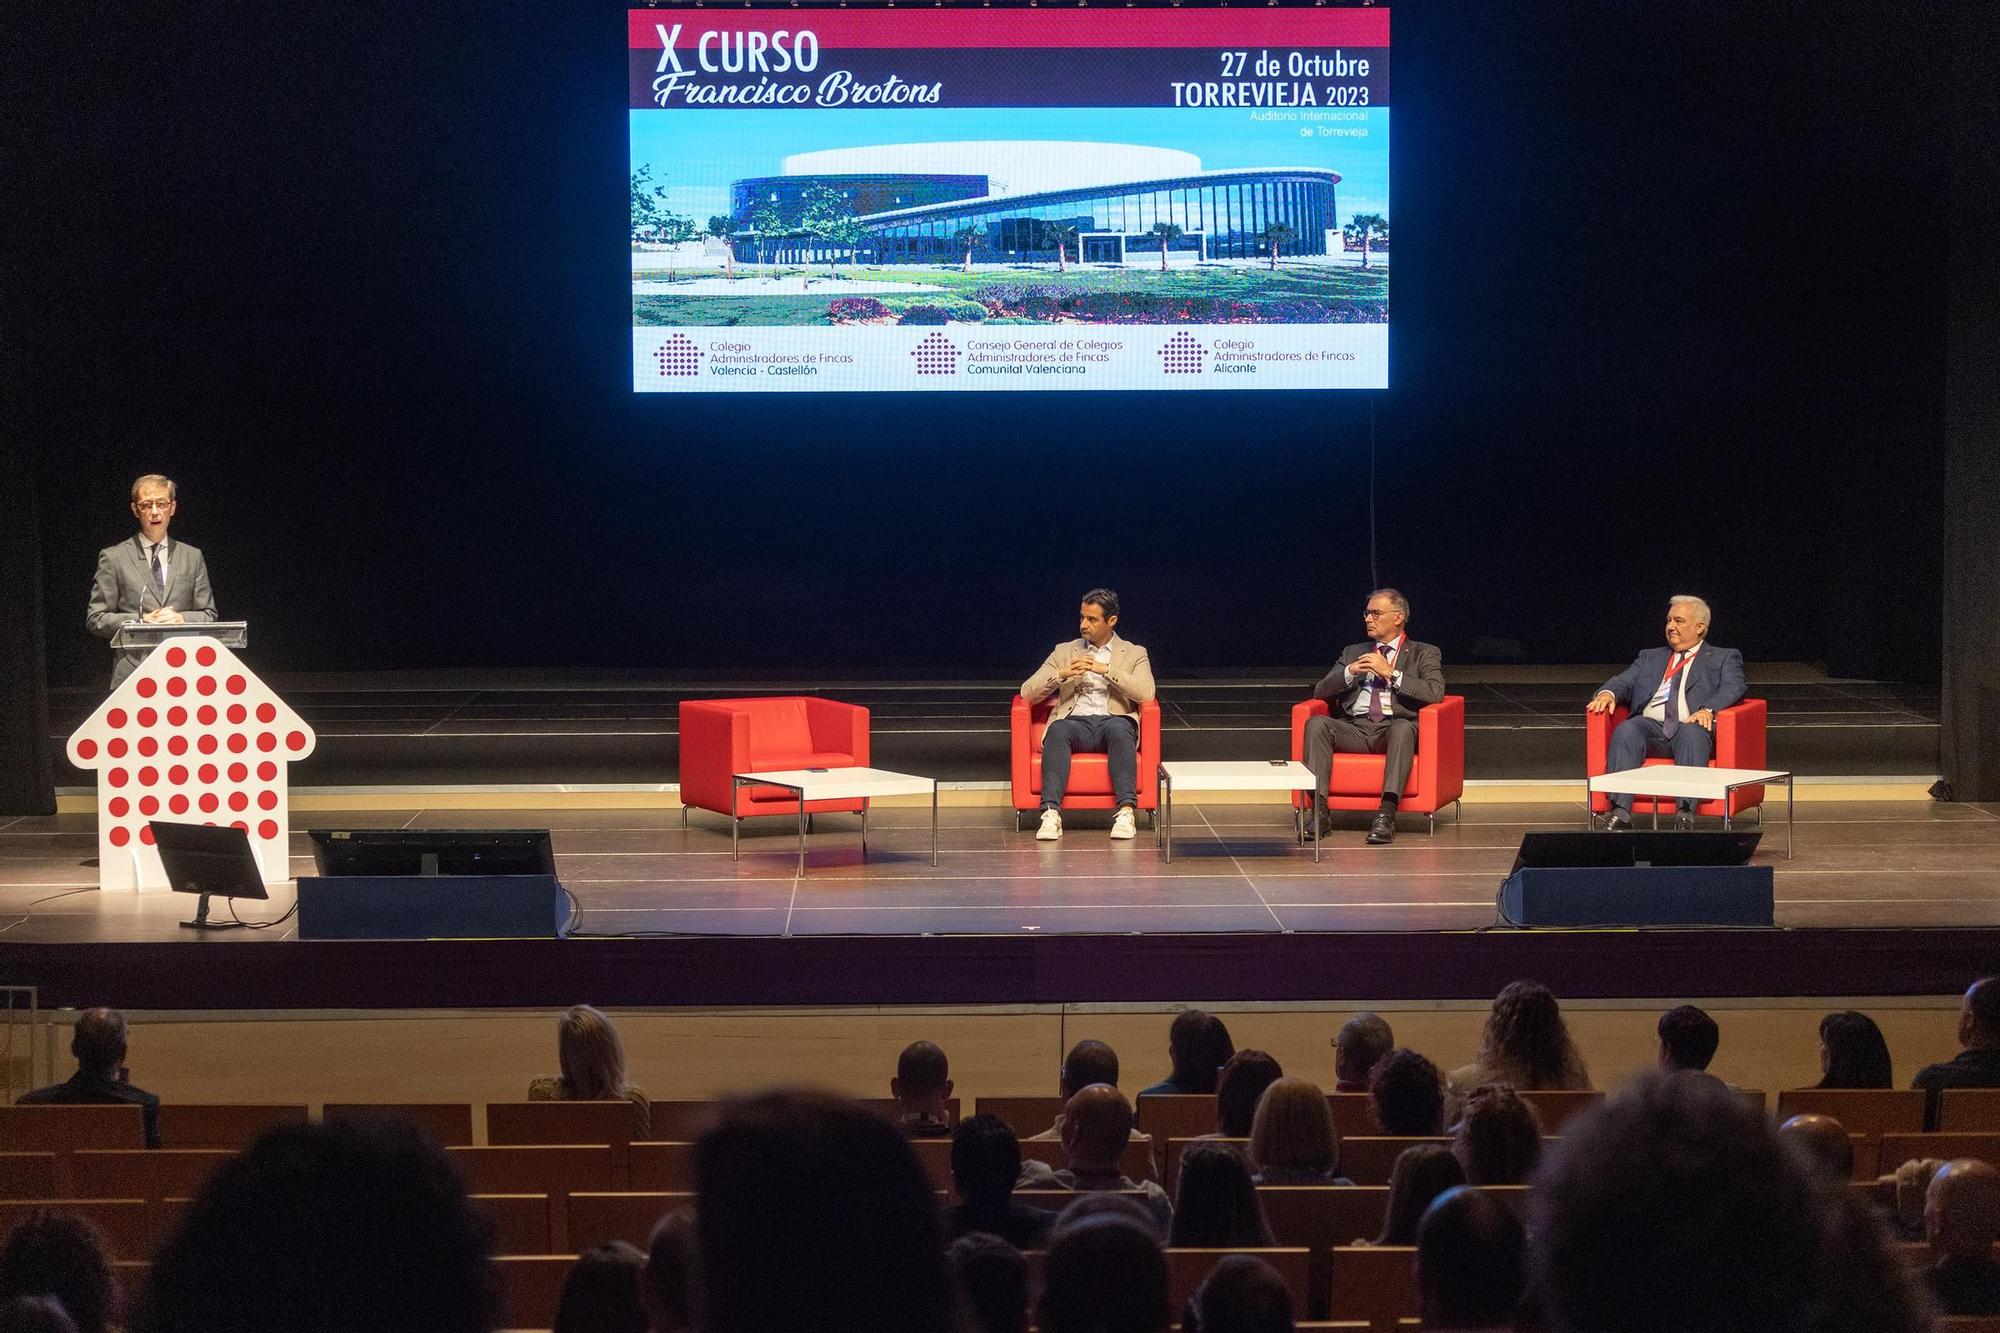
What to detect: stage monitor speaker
<box><xmin>1498</xmin><ymin>831</ymin><xmax>1772</xmax><ymax>928</ymax></box>
<box><xmin>296</xmin><ymin>874</ymin><xmax>570</xmax><ymax>940</ymax></box>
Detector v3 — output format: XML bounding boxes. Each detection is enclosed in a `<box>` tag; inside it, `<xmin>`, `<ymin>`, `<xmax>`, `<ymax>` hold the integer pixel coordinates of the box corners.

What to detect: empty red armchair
<box><xmin>1586</xmin><ymin>698</ymin><xmax>1768</xmax><ymax>817</ymax></box>
<box><xmin>1011</xmin><ymin>697</ymin><xmax>1162</xmax><ymax>829</ymax></box>
<box><xmin>1288</xmin><ymin>695</ymin><xmax>1466</xmax><ymax>832</ymax></box>
<box><xmin>678</xmin><ymin>696</ymin><xmax>870</xmax><ymax>824</ymax></box>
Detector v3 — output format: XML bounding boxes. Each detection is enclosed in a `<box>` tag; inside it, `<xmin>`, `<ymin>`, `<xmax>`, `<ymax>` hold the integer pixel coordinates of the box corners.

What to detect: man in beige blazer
<box><xmin>1020</xmin><ymin>588</ymin><xmax>1155</xmax><ymax>841</ymax></box>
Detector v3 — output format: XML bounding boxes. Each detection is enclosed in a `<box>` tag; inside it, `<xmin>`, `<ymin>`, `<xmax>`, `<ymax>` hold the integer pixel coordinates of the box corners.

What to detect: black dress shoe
<box><xmin>1594</xmin><ymin>809</ymin><xmax>1632</xmax><ymax>832</ymax></box>
<box><xmin>1309</xmin><ymin>797</ymin><xmax>1334</xmax><ymax>839</ymax></box>
<box><xmin>1674</xmin><ymin>812</ymin><xmax>1695</xmax><ymax>832</ymax></box>
<box><xmin>1366</xmin><ymin>812</ymin><xmax>1396</xmax><ymax>844</ymax></box>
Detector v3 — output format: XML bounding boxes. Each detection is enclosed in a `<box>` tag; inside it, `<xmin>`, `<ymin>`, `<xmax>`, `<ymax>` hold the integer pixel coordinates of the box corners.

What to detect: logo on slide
<box><xmin>1158</xmin><ymin>331</ymin><xmax>1204</xmax><ymax>375</ymax></box>
<box><xmin>654</xmin><ymin>335</ymin><xmax>703</xmax><ymax>377</ymax></box>
<box><xmin>911</xmin><ymin>331</ymin><xmax>959</xmax><ymax>376</ymax></box>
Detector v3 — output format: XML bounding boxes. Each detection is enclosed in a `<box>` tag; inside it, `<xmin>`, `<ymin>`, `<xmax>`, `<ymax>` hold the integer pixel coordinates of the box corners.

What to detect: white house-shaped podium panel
<box><xmin>65</xmin><ymin>636</ymin><xmax>316</xmax><ymax>892</ymax></box>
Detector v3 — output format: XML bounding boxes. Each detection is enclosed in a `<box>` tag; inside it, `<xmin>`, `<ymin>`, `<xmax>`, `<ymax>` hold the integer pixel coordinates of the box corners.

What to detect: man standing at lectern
<box><xmin>1305</xmin><ymin>588</ymin><xmax>1446</xmax><ymax>845</ymax></box>
<box><xmin>1021</xmin><ymin>589</ymin><xmax>1155</xmax><ymax>842</ymax></box>
<box><xmin>1588</xmin><ymin>594</ymin><xmax>1745</xmax><ymax>831</ymax></box>
<box><xmin>87</xmin><ymin>475</ymin><xmax>216</xmax><ymax>687</ymax></box>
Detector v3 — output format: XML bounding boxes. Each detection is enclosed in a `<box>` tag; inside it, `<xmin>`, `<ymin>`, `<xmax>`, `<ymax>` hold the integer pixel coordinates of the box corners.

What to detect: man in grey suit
<box><xmin>1021</xmin><ymin>588</ymin><xmax>1156</xmax><ymax>842</ymax></box>
<box><xmin>87</xmin><ymin>474</ymin><xmax>217</xmax><ymax>687</ymax></box>
<box><xmin>1305</xmin><ymin>588</ymin><xmax>1446</xmax><ymax>845</ymax></box>
<box><xmin>1588</xmin><ymin>594</ymin><xmax>1746</xmax><ymax>830</ymax></box>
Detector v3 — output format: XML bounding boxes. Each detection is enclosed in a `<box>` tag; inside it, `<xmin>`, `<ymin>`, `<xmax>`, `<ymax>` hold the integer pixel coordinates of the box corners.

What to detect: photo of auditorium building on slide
<box><xmin>630</xmin><ymin>120</ymin><xmax>1389</xmax><ymax>328</ymax></box>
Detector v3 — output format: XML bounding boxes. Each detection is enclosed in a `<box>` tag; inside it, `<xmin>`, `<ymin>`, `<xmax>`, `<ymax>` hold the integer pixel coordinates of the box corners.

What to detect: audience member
<box><xmin>1913</xmin><ymin>977</ymin><xmax>2000</xmax><ymax>1127</ymax></box>
<box><xmin>1021</xmin><ymin>1086</ymin><xmax>1173</xmax><ymax>1234</ymax></box>
<box><xmin>1332</xmin><ymin>1013</ymin><xmax>1395</xmax><ymax>1093</ymax></box>
<box><xmin>129</xmin><ymin>1118</ymin><xmax>499</xmax><ymax>1333</ymax></box>
<box><xmin>1215</xmin><ymin>1050</ymin><xmax>1284</xmax><ymax>1138</ymax></box>
<box><xmin>1532</xmin><ymin>1070</ymin><xmax>1931</xmax><ymax>1333</ymax></box>
<box><xmin>1374</xmin><ymin>1144</ymin><xmax>1466</xmax><ymax>1246</ymax></box>
<box><xmin>0</xmin><ymin>1299</ymin><xmax>76</xmax><ymax>1333</ymax></box>
<box><xmin>1656</xmin><ymin>1004</ymin><xmax>1721</xmax><ymax>1074</ymax></box>
<box><xmin>946</xmin><ymin>1115</ymin><xmax>1055</xmax><ymax>1248</ymax></box>
<box><xmin>1813</xmin><ymin>1010</ymin><xmax>1893</xmax><ymax>1089</ymax></box>
<box><xmin>1891</xmin><ymin>1156</ymin><xmax>1945</xmax><ymax>1242</ymax></box>
<box><xmin>553</xmin><ymin>1241</ymin><xmax>647</xmax><ymax>1333</ymax></box>
<box><xmin>693</xmin><ymin>1089</ymin><xmax>952</xmax><ymax>1333</ymax></box>
<box><xmin>1050</xmin><ymin>1192</ymin><xmax>1165</xmax><ymax>1243</ymax></box>
<box><xmin>1250</xmin><ymin>1077</ymin><xmax>1349</xmax><ymax>1185</ymax></box>
<box><xmin>1370</xmin><ymin>1048</ymin><xmax>1447</xmax><ymax>1136</ymax></box>
<box><xmin>1416</xmin><ymin>1186</ymin><xmax>1526</xmax><ymax>1333</ymax></box>
<box><xmin>1924</xmin><ymin>1158</ymin><xmax>2000</xmax><ymax>1316</ymax></box>
<box><xmin>1028</xmin><ymin>1040</ymin><xmax>1128</xmax><ymax>1141</ymax></box>
<box><xmin>640</xmin><ymin>1208</ymin><xmax>695</xmax><ymax>1333</ymax></box>
<box><xmin>948</xmin><ymin>1233</ymin><xmax>1030</xmax><ymax>1333</ymax></box>
<box><xmin>1452</xmin><ymin>1085</ymin><xmax>1542</xmax><ymax>1187</ymax></box>
<box><xmin>1182</xmin><ymin>1254</ymin><xmax>1295</xmax><ymax>1333</ymax></box>
<box><xmin>0</xmin><ymin>1213</ymin><xmax>112</xmax><ymax>1333</ymax></box>
<box><xmin>891</xmin><ymin>1040</ymin><xmax>956</xmax><ymax>1138</ymax></box>
<box><xmin>1140</xmin><ymin>1011</ymin><xmax>1236</xmax><ymax>1097</ymax></box>
<box><xmin>1776</xmin><ymin>1113</ymin><xmax>1856</xmax><ymax>1184</ymax></box>
<box><xmin>1036</xmin><ymin>1215</ymin><xmax>1171</xmax><ymax>1333</ymax></box>
<box><xmin>1168</xmin><ymin>1143</ymin><xmax>1273</xmax><ymax>1248</ymax></box>
<box><xmin>1448</xmin><ymin>982</ymin><xmax>1591</xmax><ymax>1103</ymax></box>
<box><xmin>16</xmin><ymin>1009</ymin><xmax>160</xmax><ymax>1148</ymax></box>
<box><xmin>528</xmin><ymin>1004</ymin><xmax>652</xmax><ymax>1137</ymax></box>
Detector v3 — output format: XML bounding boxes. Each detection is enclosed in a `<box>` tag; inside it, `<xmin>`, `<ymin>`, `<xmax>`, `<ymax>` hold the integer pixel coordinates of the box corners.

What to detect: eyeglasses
<box><xmin>1362</xmin><ymin>608</ymin><xmax>1397</xmax><ymax>619</ymax></box>
<box><xmin>134</xmin><ymin>500</ymin><xmax>173</xmax><ymax>512</ymax></box>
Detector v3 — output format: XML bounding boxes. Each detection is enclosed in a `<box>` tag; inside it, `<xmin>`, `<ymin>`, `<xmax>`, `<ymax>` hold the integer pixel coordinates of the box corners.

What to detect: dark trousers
<box><xmin>1040</xmin><ymin>714</ymin><xmax>1140</xmax><ymax>810</ymax></box>
<box><xmin>1606</xmin><ymin>715</ymin><xmax>1715</xmax><ymax>813</ymax></box>
<box><xmin>1303</xmin><ymin>712</ymin><xmax>1417</xmax><ymax>799</ymax></box>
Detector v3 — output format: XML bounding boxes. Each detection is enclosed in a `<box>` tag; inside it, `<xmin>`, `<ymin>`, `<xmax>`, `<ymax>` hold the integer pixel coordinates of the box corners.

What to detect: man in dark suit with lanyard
<box><xmin>1588</xmin><ymin>594</ymin><xmax>1746</xmax><ymax>830</ymax></box>
<box><xmin>86</xmin><ymin>474</ymin><xmax>218</xmax><ymax>687</ymax></box>
<box><xmin>1305</xmin><ymin>588</ymin><xmax>1447</xmax><ymax>845</ymax></box>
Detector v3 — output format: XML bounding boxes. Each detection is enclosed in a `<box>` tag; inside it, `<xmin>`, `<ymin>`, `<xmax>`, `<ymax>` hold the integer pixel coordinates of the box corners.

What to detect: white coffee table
<box><xmin>1587</xmin><ymin>764</ymin><xmax>1795</xmax><ymax>857</ymax></box>
<box><xmin>730</xmin><ymin>766</ymin><xmax>939</xmax><ymax>875</ymax></box>
<box><xmin>1157</xmin><ymin>760</ymin><xmax>1321</xmax><ymax>863</ymax></box>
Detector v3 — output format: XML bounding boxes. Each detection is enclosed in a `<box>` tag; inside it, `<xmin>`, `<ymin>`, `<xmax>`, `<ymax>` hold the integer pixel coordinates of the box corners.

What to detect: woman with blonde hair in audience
<box><xmin>1249</xmin><ymin>1078</ymin><xmax>1351</xmax><ymax>1186</ymax></box>
<box><xmin>529</xmin><ymin>1004</ymin><xmax>653</xmax><ymax>1137</ymax></box>
<box><xmin>1448</xmin><ymin>980</ymin><xmax>1591</xmax><ymax>1105</ymax></box>
<box><xmin>1370</xmin><ymin>1144</ymin><xmax>1464</xmax><ymax>1245</ymax></box>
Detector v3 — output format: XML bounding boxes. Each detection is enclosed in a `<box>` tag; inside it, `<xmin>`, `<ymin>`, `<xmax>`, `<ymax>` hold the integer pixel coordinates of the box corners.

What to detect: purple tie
<box><xmin>1369</xmin><ymin>644</ymin><xmax>1395</xmax><ymax>721</ymax></box>
<box><xmin>149</xmin><ymin>543</ymin><xmax>166</xmax><ymax>598</ymax></box>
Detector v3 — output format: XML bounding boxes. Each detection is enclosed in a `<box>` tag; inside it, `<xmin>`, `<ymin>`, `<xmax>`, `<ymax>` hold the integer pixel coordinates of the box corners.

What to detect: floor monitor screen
<box><xmin>628</xmin><ymin>8</ymin><xmax>1390</xmax><ymax>392</ymax></box>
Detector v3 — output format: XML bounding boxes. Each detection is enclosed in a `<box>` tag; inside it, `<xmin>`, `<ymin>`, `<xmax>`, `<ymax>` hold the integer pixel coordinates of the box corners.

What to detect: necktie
<box><xmin>1658</xmin><ymin>652</ymin><xmax>1686</xmax><ymax>739</ymax></box>
<box><xmin>1368</xmin><ymin>643</ymin><xmax>1396</xmax><ymax>721</ymax></box>
<box><xmin>148</xmin><ymin>543</ymin><xmax>166</xmax><ymax>599</ymax></box>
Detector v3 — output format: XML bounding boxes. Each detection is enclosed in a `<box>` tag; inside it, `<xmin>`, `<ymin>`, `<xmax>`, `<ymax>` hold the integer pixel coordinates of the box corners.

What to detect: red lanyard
<box><xmin>1659</xmin><ymin>649</ymin><xmax>1694</xmax><ymax>689</ymax></box>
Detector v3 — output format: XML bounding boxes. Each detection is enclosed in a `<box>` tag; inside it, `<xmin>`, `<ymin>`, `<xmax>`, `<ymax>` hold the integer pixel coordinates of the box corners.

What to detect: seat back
<box><xmin>1167</xmin><ymin>1249</ymin><xmax>1311</xmax><ymax>1320</ymax></box>
<box><xmin>323</xmin><ymin>1102</ymin><xmax>475</xmax><ymax>1146</ymax></box>
<box><xmin>0</xmin><ymin>1199</ymin><xmax>168</xmax><ymax>1261</ymax></box>
<box><xmin>907</xmin><ymin>1136</ymin><xmax>957</xmax><ymax>1195</ymax></box>
<box><xmin>0</xmin><ymin>1105</ymin><xmax>146</xmax><ymax>1153</ymax></box>
<box><xmin>1515</xmin><ymin>1090</ymin><xmax>1604</xmax><ymax>1134</ymax></box>
<box><xmin>448</xmin><ymin>1145</ymin><xmax>613</xmax><ymax>1248</ymax></box>
<box><xmin>1329</xmin><ymin>1245</ymin><xmax>1416</xmax><ymax>1330</ymax></box>
<box><xmin>493</xmin><ymin>1255</ymin><xmax>575</xmax><ymax>1331</ymax></box>
<box><xmin>1327</xmin><ymin>1094</ymin><xmax>1380</xmax><ymax>1137</ymax></box>
<box><xmin>473</xmin><ymin>1192</ymin><xmax>554</xmax><ymax>1256</ymax></box>
<box><xmin>1878</xmin><ymin>1132</ymin><xmax>2000</xmax><ymax>1173</ymax></box>
<box><xmin>1939</xmin><ymin>1089</ymin><xmax>2000</xmax><ymax>1132</ymax></box>
<box><xmin>645</xmin><ymin>1100</ymin><xmax>725</xmax><ymax>1141</ymax></box>
<box><xmin>0</xmin><ymin>1154</ymin><xmax>59</xmax><ymax>1201</ymax></box>
<box><xmin>487</xmin><ymin>1101</ymin><xmax>638</xmax><ymax>1183</ymax></box>
<box><xmin>568</xmin><ymin>1191</ymin><xmax>698</xmax><ymax>1250</ymax></box>
<box><xmin>1258</xmin><ymin>1185</ymin><xmax>1390</xmax><ymax>1249</ymax></box>
<box><xmin>627</xmin><ymin>1141</ymin><xmax>698</xmax><ymax>1192</ymax></box>
<box><xmin>1774</xmin><ymin>1089</ymin><xmax>1926</xmax><ymax>1136</ymax></box>
<box><xmin>156</xmin><ymin>1103</ymin><xmax>308</xmax><ymax>1150</ymax></box>
<box><xmin>743</xmin><ymin>698</ymin><xmax>815</xmax><ymax>765</ymax></box>
<box><xmin>856</xmin><ymin>1097</ymin><xmax>961</xmax><ymax>1129</ymax></box>
<box><xmin>1137</xmin><ymin>1094</ymin><xmax>1219</xmax><ymax>1143</ymax></box>
<box><xmin>71</xmin><ymin>1149</ymin><xmax>232</xmax><ymax>1202</ymax></box>
<box><xmin>973</xmin><ymin>1096</ymin><xmax>1064</xmax><ymax>1139</ymax></box>
<box><xmin>1336</xmin><ymin>1137</ymin><xmax>1452</xmax><ymax>1187</ymax></box>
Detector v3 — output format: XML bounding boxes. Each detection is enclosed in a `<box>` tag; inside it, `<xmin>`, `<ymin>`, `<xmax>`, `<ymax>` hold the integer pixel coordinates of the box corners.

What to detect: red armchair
<box><xmin>1586</xmin><ymin>698</ymin><xmax>1767</xmax><ymax>818</ymax></box>
<box><xmin>1011</xmin><ymin>697</ymin><xmax>1162</xmax><ymax>830</ymax></box>
<box><xmin>678</xmin><ymin>696</ymin><xmax>870</xmax><ymax>825</ymax></box>
<box><xmin>1288</xmin><ymin>695</ymin><xmax>1466</xmax><ymax>833</ymax></box>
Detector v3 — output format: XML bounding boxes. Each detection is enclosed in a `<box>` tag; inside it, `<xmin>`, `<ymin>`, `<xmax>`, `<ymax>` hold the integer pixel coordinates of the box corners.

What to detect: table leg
<box><xmin>862</xmin><ymin>801</ymin><xmax>870</xmax><ymax>857</ymax></box>
<box><xmin>1162</xmin><ymin>772</ymin><xmax>1173</xmax><ymax>863</ymax></box>
<box><xmin>1584</xmin><ymin>780</ymin><xmax>1592</xmax><ymax>829</ymax></box>
<box><xmin>931</xmin><ymin>782</ymin><xmax>939</xmax><ymax>867</ymax></box>
<box><xmin>797</xmin><ymin>789</ymin><xmax>808</xmax><ymax>878</ymax></box>
<box><xmin>731</xmin><ymin>778</ymin><xmax>743</xmax><ymax>861</ymax></box>
<box><xmin>1787</xmin><ymin>776</ymin><xmax>1794</xmax><ymax>859</ymax></box>
<box><xmin>1312</xmin><ymin>789</ymin><xmax>1321</xmax><ymax>863</ymax></box>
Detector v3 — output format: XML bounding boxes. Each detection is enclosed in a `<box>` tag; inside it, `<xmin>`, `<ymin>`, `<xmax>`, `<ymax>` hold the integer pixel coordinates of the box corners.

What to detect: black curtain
<box><xmin>0</xmin><ymin>462</ymin><xmax>56</xmax><ymax>815</ymax></box>
<box><xmin>1940</xmin><ymin>0</ymin><xmax>2000</xmax><ymax>800</ymax></box>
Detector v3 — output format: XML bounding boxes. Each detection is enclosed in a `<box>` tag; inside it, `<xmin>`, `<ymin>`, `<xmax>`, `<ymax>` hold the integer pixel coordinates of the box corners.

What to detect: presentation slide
<box><xmin>628</xmin><ymin>9</ymin><xmax>1389</xmax><ymax>392</ymax></box>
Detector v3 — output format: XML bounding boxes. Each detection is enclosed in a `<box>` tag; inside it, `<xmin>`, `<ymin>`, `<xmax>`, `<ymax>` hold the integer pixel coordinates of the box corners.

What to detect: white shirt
<box><xmin>1344</xmin><ymin>634</ymin><xmax>1405</xmax><ymax>719</ymax></box>
<box><xmin>1642</xmin><ymin>640</ymin><xmax>1700</xmax><ymax>724</ymax></box>
<box><xmin>1069</xmin><ymin>640</ymin><xmax>1114</xmax><ymax>717</ymax></box>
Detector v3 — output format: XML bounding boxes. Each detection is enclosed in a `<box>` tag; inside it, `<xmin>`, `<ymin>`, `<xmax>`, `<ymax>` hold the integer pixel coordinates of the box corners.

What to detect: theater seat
<box><xmin>1586</xmin><ymin>698</ymin><xmax>1767</xmax><ymax>818</ymax></box>
<box><xmin>1010</xmin><ymin>696</ymin><xmax>1161</xmax><ymax>828</ymax></box>
<box><xmin>678</xmin><ymin>696</ymin><xmax>870</xmax><ymax>823</ymax></box>
<box><xmin>1289</xmin><ymin>695</ymin><xmax>1466</xmax><ymax>832</ymax></box>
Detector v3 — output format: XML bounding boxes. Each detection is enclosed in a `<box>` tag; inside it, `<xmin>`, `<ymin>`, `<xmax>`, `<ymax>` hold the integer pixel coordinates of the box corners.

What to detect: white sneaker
<box><xmin>1036</xmin><ymin>809</ymin><xmax>1063</xmax><ymax>841</ymax></box>
<box><xmin>1110</xmin><ymin>807</ymin><xmax>1138</xmax><ymax>840</ymax></box>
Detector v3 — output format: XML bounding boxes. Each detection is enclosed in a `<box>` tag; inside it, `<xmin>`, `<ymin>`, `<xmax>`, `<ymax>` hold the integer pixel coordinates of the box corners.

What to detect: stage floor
<box><xmin>3</xmin><ymin>798</ymin><xmax>1995</xmax><ymax>944</ymax></box>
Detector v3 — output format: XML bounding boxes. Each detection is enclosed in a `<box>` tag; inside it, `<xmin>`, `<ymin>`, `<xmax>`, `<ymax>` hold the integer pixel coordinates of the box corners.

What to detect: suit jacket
<box><xmin>19</xmin><ymin>1071</ymin><xmax>161</xmax><ymax>1148</ymax></box>
<box><xmin>1311</xmin><ymin>638</ymin><xmax>1446</xmax><ymax>720</ymax></box>
<box><xmin>1021</xmin><ymin>635</ymin><xmax>1155</xmax><ymax>723</ymax></box>
<box><xmin>87</xmin><ymin>535</ymin><xmax>217</xmax><ymax>685</ymax></box>
<box><xmin>1597</xmin><ymin>643</ymin><xmax>1746</xmax><ymax>720</ymax></box>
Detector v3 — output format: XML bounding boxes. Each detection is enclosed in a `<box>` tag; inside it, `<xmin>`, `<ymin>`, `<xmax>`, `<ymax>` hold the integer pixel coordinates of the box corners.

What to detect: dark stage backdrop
<box><xmin>17</xmin><ymin>2</ymin><xmax>1950</xmax><ymax>685</ymax></box>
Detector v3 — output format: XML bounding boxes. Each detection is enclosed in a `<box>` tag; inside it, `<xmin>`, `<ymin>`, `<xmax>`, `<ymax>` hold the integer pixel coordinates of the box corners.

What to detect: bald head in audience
<box><xmin>1777</xmin><ymin>1114</ymin><xmax>1855</xmax><ymax>1182</ymax></box>
<box><xmin>1061</xmin><ymin>1085</ymin><xmax>1135</xmax><ymax>1172</ymax></box>
<box><xmin>1926</xmin><ymin>1159</ymin><xmax>2000</xmax><ymax>1259</ymax></box>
